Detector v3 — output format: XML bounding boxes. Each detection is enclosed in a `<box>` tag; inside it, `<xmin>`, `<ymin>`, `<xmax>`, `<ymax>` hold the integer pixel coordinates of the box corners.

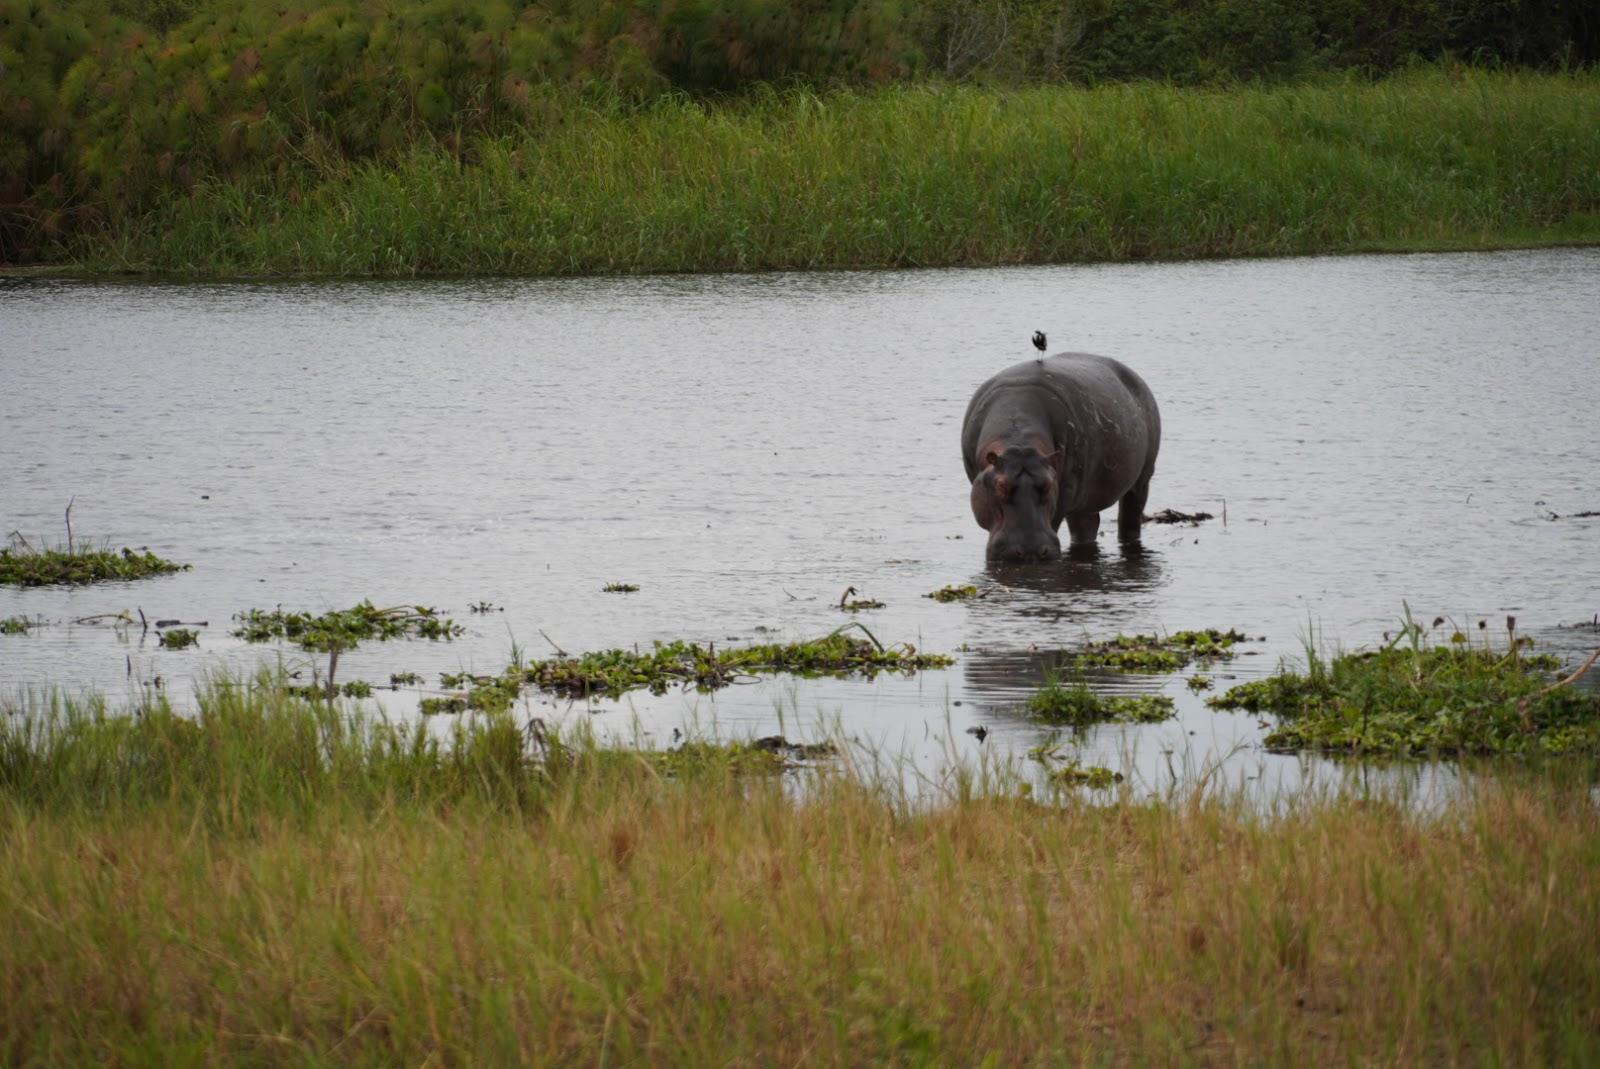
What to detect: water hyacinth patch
<box><xmin>1027</xmin><ymin>676</ymin><xmax>1175</xmax><ymax>726</ymax></box>
<box><xmin>158</xmin><ymin>628</ymin><xmax>198</xmax><ymax>650</ymax></box>
<box><xmin>232</xmin><ymin>601</ymin><xmax>464</xmax><ymax>651</ymax></box>
<box><xmin>1049</xmin><ymin>764</ymin><xmax>1125</xmax><ymax>790</ymax></box>
<box><xmin>1208</xmin><ymin>627</ymin><xmax>1600</xmax><ymax>757</ymax></box>
<box><xmin>925</xmin><ymin>585</ymin><xmax>981</xmax><ymax>603</ymax></box>
<box><xmin>1074</xmin><ymin>628</ymin><xmax>1248</xmax><ymax>671</ymax></box>
<box><xmin>0</xmin><ymin>546</ymin><xmax>188</xmax><ymax>586</ymax></box>
<box><xmin>467</xmin><ymin>627</ymin><xmax>952</xmax><ymax>702</ymax></box>
<box><xmin>648</xmin><ymin>737</ymin><xmax>837</xmax><ymax>778</ymax></box>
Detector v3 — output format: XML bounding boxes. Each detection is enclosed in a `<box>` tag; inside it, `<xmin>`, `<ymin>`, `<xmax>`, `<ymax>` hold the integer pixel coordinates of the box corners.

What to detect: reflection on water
<box><xmin>962</xmin><ymin>545</ymin><xmax>1167</xmax><ymax>704</ymax></box>
<box><xmin>3</xmin><ymin>248</ymin><xmax>1599</xmax><ymax>800</ymax></box>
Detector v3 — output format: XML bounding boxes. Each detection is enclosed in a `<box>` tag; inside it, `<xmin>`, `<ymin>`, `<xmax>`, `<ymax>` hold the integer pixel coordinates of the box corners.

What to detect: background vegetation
<box><xmin>3</xmin><ymin>0</ymin><xmax>1597</xmax><ymax>267</ymax></box>
<box><xmin>92</xmin><ymin>73</ymin><xmax>1600</xmax><ymax>275</ymax></box>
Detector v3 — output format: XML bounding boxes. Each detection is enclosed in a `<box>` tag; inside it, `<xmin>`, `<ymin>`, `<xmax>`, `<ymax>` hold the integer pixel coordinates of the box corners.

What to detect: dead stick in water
<box><xmin>539</xmin><ymin>629</ymin><xmax>567</xmax><ymax>657</ymax></box>
<box><xmin>64</xmin><ymin>496</ymin><xmax>75</xmax><ymax>554</ymax></box>
<box><xmin>1518</xmin><ymin>646</ymin><xmax>1600</xmax><ymax>730</ymax></box>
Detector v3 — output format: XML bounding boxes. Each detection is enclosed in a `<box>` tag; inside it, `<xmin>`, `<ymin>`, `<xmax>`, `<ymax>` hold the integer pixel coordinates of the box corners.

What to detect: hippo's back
<box><xmin>963</xmin><ymin>353</ymin><xmax>1160</xmax><ymax>479</ymax></box>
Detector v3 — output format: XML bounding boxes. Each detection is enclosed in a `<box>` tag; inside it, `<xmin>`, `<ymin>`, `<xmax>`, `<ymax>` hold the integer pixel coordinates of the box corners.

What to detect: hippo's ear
<box><xmin>983</xmin><ymin>449</ymin><xmax>1001</xmax><ymax>470</ymax></box>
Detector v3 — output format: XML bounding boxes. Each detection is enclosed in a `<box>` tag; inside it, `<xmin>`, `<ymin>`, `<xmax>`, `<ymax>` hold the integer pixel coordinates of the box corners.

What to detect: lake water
<box><xmin>3</xmin><ymin>249</ymin><xmax>1599</xmax><ymax>797</ymax></box>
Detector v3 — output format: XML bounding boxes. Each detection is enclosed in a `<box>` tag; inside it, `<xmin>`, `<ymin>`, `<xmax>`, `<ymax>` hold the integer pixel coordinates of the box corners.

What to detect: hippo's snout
<box><xmin>988</xmin><ymin>532</ymin><xmax>1062</xmax><ymax>564</ymax></box>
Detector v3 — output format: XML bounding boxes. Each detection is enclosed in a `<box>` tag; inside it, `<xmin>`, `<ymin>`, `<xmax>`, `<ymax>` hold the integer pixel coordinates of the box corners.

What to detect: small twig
<box><xmin>73</xmin><ymin>612</ymin><xmax>132</xmax><ymax>626</ymax></box>
<box><xmin>1518</xmin><ymin>646</ymin><xmax>1600</xmax><ymax>730</ymax></box>
<box><xmin>1538</xmin><ymin>647</ymin><xmax>1600</xmax><ymax>697</ymax></box>
<box><xmin>538</xmin><ymin>628</ymin><xmax>567</xmax><ymax>657</ymax></box>
<box><xmin>6</xmin><ymin>530</ymin><xmax>33</xmax><ymax>552</ymax></box>
<box><xmin>1222</xmin><ymin>498</ymin><xmax>1228</xmax><ymax>527</ymax></box>
<box><xmin>137</xmin><ymin>607</ymin><xmax>148</xmax><ymax>635</ymax></box>
<box><xmin>64</xmin><ymin>496</ymin><xmax>75</xmax><ymax>553</ymax></box>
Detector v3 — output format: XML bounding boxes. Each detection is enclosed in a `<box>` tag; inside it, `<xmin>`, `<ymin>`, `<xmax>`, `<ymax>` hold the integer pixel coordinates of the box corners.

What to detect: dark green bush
<box><xmin>1</xmin><ymin>0</ymin><xmax>1594</xmax><ymax>264</ymax></box>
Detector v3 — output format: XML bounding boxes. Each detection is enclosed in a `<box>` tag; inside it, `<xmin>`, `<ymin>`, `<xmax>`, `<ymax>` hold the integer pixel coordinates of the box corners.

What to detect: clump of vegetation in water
<box><xmin>390</xmin><ymin>672</ymin><xmax>422</xmax><ymax>687</ymax></box>
<box><xmin>158</xmin><ymin>628</ymin><xmax>198</xmax><ymax>650</ymax></box>
<box><xmin>469</xmin><ymin>626</ymin><xmax>951</xmax><ymax>701</ymax></box>
<box><xmin>1186</xmin><ymin>674</ymin><xmax>1214</xmax><ymax>692</ymax></box>
<box><xmin>420</xmin><ymin>696</ymin><xmax>469</xmax><ymax>717</ymax></box>
<box><xmin>925</xmin><ymin>585</ymin><xmax>981</xmax><ymax>603</ymax></box>
<box><xmin>232</xmin><ymin>602</ymin><xmax>463</xmax><ymax>651</ymax></box>
<box><xmin>286</xmin><ymin>681</ymin><xmax>375</xmax><ymax>701</ymax></box>
<box><xmin>1027</xmin><ymin>675</ymin><xmax>1175</xmax><ymax>726</ymax></box>
<box><xmin>650</xmin><ymin>737</ymin><xmax>836</xmax><ymax>778</ymax></box>
<box><xmin>602</xmin><ymin>583</ymin><xmax>640</xmax><ymax>594</ymax></box>
<box><xmin>0</xmin><ymin>546</ymin><xmax>188</xmax><ymax>587</ymax></box>
<box><xmin>0</xmin><ymin>616</ymin><xmax>42</xmax><ymax>635</ymax></box>
<box><xmin>1050</xmin><ymin>764</ymin><xmax>1125</xmax><ymax>790</ymax></box>
<box><xmin>1075</xmin><ymin>628</ymin><xmax>1248</xmax><ymax>671</ymax></box>
<box><xmin>1208</xmin><ymin>618</ymin><xmax>1600</xmax><ymax>757</ymax></box>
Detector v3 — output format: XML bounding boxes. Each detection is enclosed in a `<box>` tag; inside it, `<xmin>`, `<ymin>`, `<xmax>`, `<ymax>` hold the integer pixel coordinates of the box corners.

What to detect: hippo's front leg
<box><xmin>1066</xmin><ymin>510</ymin><xmax>1101</xmax><ymax>546</ymax></box>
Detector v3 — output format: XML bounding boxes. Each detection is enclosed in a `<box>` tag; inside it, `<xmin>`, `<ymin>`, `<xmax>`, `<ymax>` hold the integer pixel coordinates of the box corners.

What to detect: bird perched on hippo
<box><xmin>961</xmin><ymin>350</ymin><xmax>1161</xmax><ymax>563</ymax></box>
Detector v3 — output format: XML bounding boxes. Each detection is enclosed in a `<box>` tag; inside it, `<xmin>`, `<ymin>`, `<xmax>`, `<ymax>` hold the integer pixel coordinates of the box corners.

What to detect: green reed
<box><xmin>80</xmin><ymin>70</ymin><xmax>1600</xmax><ymax>277</ymax></box>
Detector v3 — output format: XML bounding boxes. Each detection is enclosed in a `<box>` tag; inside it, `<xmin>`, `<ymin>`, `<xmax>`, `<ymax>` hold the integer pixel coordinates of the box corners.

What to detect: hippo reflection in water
<box><xmin>961</xmin><ymin>353</ymin><xmax>1162</xmax><ymax>563</ymax></box>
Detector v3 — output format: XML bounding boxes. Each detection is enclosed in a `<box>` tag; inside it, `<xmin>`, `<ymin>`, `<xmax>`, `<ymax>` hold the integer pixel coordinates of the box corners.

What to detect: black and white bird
<box><xmin>1032</xmin><ymin>330</ymin><xmax>1047</xmax><ymax>361</ymax></box>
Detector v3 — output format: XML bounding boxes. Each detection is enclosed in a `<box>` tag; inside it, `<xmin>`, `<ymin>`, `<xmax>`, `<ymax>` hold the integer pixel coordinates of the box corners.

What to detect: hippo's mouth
<box><xmin>986</xmin><ymin>533</ymin><xmax>1062</xmax><ymax>563</ymax></box>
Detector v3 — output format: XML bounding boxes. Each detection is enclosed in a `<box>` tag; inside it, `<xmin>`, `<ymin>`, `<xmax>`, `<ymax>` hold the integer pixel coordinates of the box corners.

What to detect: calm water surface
<box><xmin>4</xmin><ymin>249</ymin><xmax>1599</xmax><ymax>795</ymax></box>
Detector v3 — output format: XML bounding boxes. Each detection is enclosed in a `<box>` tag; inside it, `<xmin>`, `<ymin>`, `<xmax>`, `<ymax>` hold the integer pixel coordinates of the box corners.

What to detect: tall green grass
<box><xmin>3</xmin><ymin>681</ymin><xmax>1599</xmax><ymax>1064</ymax></box>
<box><xmin>85</xmin><ymin>70</ymin><xmax>1600</xmax><ymax>276</ymax></box>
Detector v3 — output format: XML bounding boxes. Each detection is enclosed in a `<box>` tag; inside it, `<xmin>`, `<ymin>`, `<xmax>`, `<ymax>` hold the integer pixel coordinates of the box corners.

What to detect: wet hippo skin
<box><xmin>962</xmin><ymin>353</ymin><xmax>1162</xmax><ymax>562</ymax></box>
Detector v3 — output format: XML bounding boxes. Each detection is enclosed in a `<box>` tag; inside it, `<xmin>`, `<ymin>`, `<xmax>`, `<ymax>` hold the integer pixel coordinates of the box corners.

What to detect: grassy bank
<box><xmin>4</xmin><ymin>684</ymin><xmax>1600</xmax><ymax>1064</ymax></box>
<box><xmin>75</xmin><ymin>71</ymin><xmax>1600</xmax><ymax>277</ymax></box>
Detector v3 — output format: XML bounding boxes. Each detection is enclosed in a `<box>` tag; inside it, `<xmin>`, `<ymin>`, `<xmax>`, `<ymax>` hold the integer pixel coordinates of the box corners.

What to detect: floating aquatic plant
<box><xmin>420</xmin><ymin>696</ymin><xmax>469</xmax><ymax>716</ymax></box>
<box><xmin>232</xmin><ymin>602</ymin><xmax>463</xmax><ymax>651</ymax></box>
<box><xmin>1208</xmin><ymin>619</ymin><xmax>1600</xmax><ymax>757</ymax></box>
<box><xmin>1027</xmin><ymin>675</ymin><xmax>1175</xmax><ymax>726</ymax></box>
<box><xmin>925</xmin><ymin>585</ymin><xmax>980</xmax><ymax>603</ymax></box>
<box><xmin>1074</xmin><ymin>629</ymin><xmax>1247</xmax><ymax>671</ymax></box>
<box><xmin>1049</xmin><ymin>764</ymin><xmax>1125</xmax><ymax>789</ymax></box>
<box><xmin>456</xmin><ymin>626</ymin><xmax>950</xmax><ymax>702</ymax></box>
<box><xmin>0</xmin><ymin>616</ymin><xmax>42</xmax><ymax>635</ymax></box>
<box><xmin>158</xmin><ymin>629</ymin><xmax>198</xmax><ymax>650</ymax></box>
<box><xmin>285</xmin><ymin>681</ymin><xmax>375</xmax><ymax>701</ymax></box>
<box><xmin>0</xmin><ymin>546</ymin><xmax>188</xmax><ymax>587</ymax></box>
<box><xmin>649</xmin><ymin>737</ymin><xmax>837</xmax><ymax>777</ymax></box>
<box><xmin>602</xmin><ymin>583</ymin><xmax>640</xmax><ymax>594</ymax></box>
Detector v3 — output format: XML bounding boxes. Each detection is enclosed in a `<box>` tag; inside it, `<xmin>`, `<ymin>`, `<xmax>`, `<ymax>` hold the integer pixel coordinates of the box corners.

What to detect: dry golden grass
<box><xmin>4</xmin><ymin>714</ymin><xmax>1598</xmax><ymax>1066</ymax></box>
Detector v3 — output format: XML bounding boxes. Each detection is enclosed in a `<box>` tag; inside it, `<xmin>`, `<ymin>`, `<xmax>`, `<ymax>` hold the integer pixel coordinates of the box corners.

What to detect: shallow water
<box><xmin>3</xmin><ymin>249</ymin><xmax>1599</xmax><ymax>795</ymax></box>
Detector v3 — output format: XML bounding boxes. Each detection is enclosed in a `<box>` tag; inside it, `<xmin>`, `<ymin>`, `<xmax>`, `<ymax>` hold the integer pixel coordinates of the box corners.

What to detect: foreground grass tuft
<box><xmin>2</xmin><ymin>682</ymin><xmax>1598</xmax><ymax>1064</ymax></box>
<box><xmin>0</xmin><ymin>545</ymin><xmax>187</xmax><ymax>586</ymax></box>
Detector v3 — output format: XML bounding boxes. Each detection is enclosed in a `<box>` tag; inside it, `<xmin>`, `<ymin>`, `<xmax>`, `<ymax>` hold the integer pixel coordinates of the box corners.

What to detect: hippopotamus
<box><xmin>961</xmin><ymin>353</ymin><xmax>1161</xmax><ymax>562</ymax></box>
